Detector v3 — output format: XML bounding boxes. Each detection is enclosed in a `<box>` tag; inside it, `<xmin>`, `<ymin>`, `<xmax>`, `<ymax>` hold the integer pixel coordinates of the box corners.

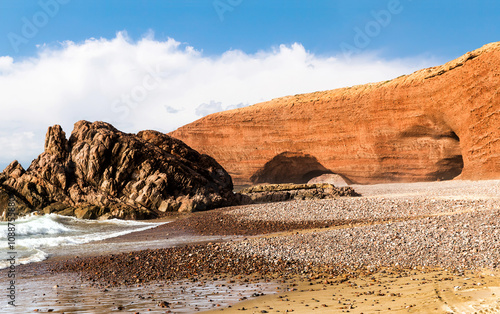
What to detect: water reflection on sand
<box><xmin>13</xmin><ymin>265</ymin><xmax>278</xmax><ymax>313</ymax></box>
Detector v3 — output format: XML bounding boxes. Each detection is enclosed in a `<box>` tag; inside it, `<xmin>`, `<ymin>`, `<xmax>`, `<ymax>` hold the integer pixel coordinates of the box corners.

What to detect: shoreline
<box><xmin>12</xmin><ymin>180</ymin><xmax>500</xmax><ymax>312</ymax></box>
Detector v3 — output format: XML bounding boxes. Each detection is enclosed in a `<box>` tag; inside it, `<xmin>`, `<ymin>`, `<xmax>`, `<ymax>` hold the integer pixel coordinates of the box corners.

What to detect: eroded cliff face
<box><xmin>171</xmin><ymin>42</ymin><xmax>500</xmax><ymax>185</ymax></box>
<box><xmin>0</xmin><ymin>121</ymin><xmax>235</xmax><ymax>219</ymax></box>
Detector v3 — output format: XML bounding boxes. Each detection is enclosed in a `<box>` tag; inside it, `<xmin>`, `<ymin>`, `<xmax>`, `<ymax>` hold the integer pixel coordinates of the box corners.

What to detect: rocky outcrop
<box><xmin>236</xmin><ymin>183</ymin><xmax>359</xmax><ymax>204</ymax></box>
<box><xmin>170</xmin><ymin>42</ymin><xmax>500</xmax><ymax>185</ymax></box>
<box><xmin>0</xmin><ymin>121</ymin><xmax>235</xmax><ymax>219</ymax></box>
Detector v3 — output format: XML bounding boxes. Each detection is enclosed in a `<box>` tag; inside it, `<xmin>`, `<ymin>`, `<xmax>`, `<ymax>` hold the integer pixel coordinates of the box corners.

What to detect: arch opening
<box><xmin>431</xmin><ymin>154</ymin><xmax>464</xmax><ymax>180</ymax></box>
<box><xmin>250</xmin><ymin>152</ymin><xmax>333</xmax><ymax>184</ymax></box>
<box><xmin>398</xmin><ymin>124</ymin><xmax>464</xmax><ymax>181</ymax></box>
<box><xmin>431</xmin><ymin>130</ymin><xmax>463</xmax><ymax>180</ymax></box>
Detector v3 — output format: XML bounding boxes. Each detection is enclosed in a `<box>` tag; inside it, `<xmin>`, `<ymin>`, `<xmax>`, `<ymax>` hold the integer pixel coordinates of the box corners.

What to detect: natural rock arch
<box><xmin>171</xmin><ymin>42</ymin><xmax>500</xmax><ymax>185</ymax></box>
<box><xmin>250</xmin><ymin>152</ymin><xmax>333</xmax><ymax>184</ymax></box>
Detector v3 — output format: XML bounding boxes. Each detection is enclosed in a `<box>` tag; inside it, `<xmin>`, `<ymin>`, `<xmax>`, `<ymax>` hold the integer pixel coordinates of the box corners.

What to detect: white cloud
<box><xmin>195</xmin><ymin>100</ymin><xmax>223</xmax><ymax>117</ymax></box>
<box><xmin>0</xmin><ymin>31</ymin><xmax>438</xmax><ymax>170</ymax></box>
<box><xmin>0</xmin><ymin>132</ymin><xmax>40</xmax><ymax>168</ymax></box>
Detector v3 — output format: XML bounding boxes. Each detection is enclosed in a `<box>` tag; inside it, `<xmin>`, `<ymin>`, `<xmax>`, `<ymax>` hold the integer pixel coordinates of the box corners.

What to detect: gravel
<box><xmin>51</xmin><ymin>180</ymin><xmax>500</xmax><ymax>286</ymax></box>
<box><xmin>228</xmin><ymin>180</ymin><xmax>500</xmax><ymax>270</ymax></box>
<box><xmin>229</xmin><ymin>180</ymin><xmax>500</xmax><ymax>223</ymax></box>
<box><xmin>49</xmin><ymin>243</ymin><xmax>316</xmax><ymax>287</ymax></box>
<box><xmin>228</xmin><ymin>198</ymin><xmax>496</xmax><ymax>222</ymax></box>
<box><xmin>230</xmin><ymin>209</ymin><xmax>500</xmax><ymax>269</ymax></box>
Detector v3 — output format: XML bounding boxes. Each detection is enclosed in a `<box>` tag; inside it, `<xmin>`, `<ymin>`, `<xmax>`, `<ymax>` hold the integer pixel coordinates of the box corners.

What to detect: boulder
<box><xmin>307</xmin><ymin>174</ymin><xmax>350</xmax><ymax>187</ymax></box>
<box><xmin>3</xmin><ymin>161</ymin><xmax>25</xmax><ymax>179</ymax></box>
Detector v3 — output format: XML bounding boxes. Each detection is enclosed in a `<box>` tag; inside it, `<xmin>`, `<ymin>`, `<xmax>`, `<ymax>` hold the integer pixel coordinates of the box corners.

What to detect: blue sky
<box><xmin>1</xmin><ymin>0</ymin><xmax>498</xmax><ymax>60</ymax></box>
<box><xmin>0</xmin><ymin>0</ymin><xmax>498</xmax><ymax>169</ymax></box>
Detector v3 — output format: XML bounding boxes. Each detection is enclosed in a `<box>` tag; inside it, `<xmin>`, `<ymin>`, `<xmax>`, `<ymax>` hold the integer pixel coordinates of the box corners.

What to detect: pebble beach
<box><xmin>21</xmin><ymin>180</ymin><xmax>500</xmax><ymax>313</ymax></box>
<box><xmin>228</xmin><ymin>181</ymin><xmax>500</xmax><ymax>270</ymax></box>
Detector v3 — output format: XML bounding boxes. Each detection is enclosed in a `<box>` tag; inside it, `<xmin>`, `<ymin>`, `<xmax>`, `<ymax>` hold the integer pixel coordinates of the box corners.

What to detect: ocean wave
<box><xmin>1</xmin><ymin>214</ymin><xmax>71</xmax><ymax>237</ymax></box>
<box><xmin>0</xmin><ymin>213</ymin><xmax>160</xmax><ymax>238</ymax></box>
<box><xmin>0</xmin><ymin>214</ymin><xmax>166</xmax><ymax>269</ymax></box>
<box><xmin>0</xmin><ymin>248</ymin><xmax>49</xmax><ymax>269</ymax></box>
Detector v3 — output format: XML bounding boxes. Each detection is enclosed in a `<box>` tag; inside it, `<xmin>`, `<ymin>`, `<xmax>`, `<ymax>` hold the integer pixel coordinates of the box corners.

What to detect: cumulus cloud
<box><xmin>0</xmin><ymin>32</ymin><xmax>438</xmax><ymax>170</ymax></box>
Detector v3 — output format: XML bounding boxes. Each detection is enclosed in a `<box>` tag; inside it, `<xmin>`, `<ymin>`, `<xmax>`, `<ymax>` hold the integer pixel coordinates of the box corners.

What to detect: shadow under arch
<box><xmin>250</xmin><ymin>152</ymin><xmax>334</xmax><ymax>184</ymax></box>
<box><xmin>399</xmin><ymin>125</ymin><xmax>464</xmax><ymax>181</ymax></box>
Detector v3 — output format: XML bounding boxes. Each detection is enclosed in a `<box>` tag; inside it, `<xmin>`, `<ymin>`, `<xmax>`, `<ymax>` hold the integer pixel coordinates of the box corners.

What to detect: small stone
<box><xmin>158</xmin><ymin>301</ymin><xmax>170</xmax><ymax>308</ymax></box>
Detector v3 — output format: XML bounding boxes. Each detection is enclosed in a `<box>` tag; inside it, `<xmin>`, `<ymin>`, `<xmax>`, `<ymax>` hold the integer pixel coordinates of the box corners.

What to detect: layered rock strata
<box><xmin>171</xmin><ymin>42</ymin><xmax>500</xmax><ymax>185</ymax></box>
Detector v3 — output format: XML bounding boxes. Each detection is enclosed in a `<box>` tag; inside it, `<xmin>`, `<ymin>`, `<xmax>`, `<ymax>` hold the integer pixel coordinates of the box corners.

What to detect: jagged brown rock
<box><xmin>0</xmin><ymin>121</ymin><xmax>235</xmax><ymax>219</ymax></box>
<box><xmin>170</xmin><ymin>42</ymin><xmax>500</xmax><ymax>185</ymax></box>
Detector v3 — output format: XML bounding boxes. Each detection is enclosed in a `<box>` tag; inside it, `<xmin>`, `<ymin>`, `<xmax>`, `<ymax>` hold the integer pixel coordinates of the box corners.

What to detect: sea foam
<box><xmin>0</xmin><ymin>214</ymin><xmax>164</xmax><ymax>269</ymax></box>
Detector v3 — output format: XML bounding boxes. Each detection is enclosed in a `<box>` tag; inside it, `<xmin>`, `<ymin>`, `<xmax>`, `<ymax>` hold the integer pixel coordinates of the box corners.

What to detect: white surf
<box><xmin>0</xmin><ymin>214</ymin><xmax>163</xmax><ymax>269</ymax></box>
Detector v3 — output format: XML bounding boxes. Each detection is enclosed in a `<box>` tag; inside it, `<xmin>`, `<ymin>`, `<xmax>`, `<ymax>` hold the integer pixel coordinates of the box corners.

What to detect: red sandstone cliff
<box><xmin>170</xmin><ymin>42</ymin><xmax>500</xmax><ymax>185</ymax></box>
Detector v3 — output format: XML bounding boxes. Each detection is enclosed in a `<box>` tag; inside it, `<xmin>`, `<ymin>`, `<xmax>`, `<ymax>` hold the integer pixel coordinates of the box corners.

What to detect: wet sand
<box><xmin>14</xmin><ymin>263</ymin><xmax>280</xmax><ymax>313</ymax></box>
<box><xmin>205</xmin><ymin>268</ymin><xmax>500</xmax><ymax>313</ymax></box>
<box><xmin>11</xmin><ymin>180</ymin><xmax>500</xmax><ymax>313</ymax></box>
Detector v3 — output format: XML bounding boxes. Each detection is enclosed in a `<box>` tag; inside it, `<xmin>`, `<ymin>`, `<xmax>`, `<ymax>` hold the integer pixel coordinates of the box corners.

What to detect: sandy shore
<box><xmin>20</xmin><ymin>180</ymin><xmax>500</xmax><ymax>313</ymax></box>
<box><xmin>205</xmin><ymin>268</ymin><xmax>500</xmax><ymax>313</ymax></box>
